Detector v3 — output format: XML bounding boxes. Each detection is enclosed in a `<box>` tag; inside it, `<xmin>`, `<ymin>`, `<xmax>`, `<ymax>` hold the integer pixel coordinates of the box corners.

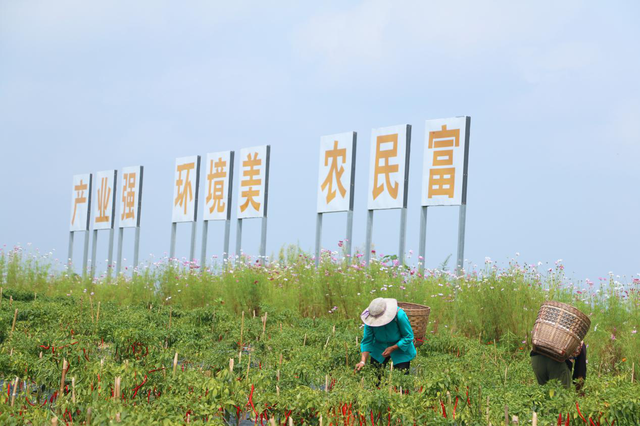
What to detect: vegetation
<box><xmin>0</xmin><ymin>245</ymin><xmax>638</xmax><ymax>424</ymax></box>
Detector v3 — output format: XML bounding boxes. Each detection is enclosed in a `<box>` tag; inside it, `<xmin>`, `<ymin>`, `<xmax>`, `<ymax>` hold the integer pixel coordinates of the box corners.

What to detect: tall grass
<box><xmin>1</xmin><ymin>245</ymin><xmax>639</xmax><ymax>373</ymax></box>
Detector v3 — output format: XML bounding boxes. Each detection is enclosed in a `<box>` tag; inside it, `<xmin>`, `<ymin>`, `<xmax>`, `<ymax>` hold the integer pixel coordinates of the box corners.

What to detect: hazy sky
<box><xmin>1</xmin><ymin>1</ymin><xmax>638</xmax><ymax>282</ymax></box>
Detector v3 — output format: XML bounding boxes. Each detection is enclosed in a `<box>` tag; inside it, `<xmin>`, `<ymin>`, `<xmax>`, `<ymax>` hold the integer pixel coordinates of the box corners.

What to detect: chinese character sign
<box><xmin>317</xmin><ymin>132</ymin><xmax>356</xmax><ymax>213</ymax></box>
<box><xmin>421</xmin><ymin>117</ymin><xmax>470</xmax><ymax>206</ymax></box>
<box><xmin>93</xmin><ymin>170</ymin><xmax>117</xmax><ymax>230</ymax></box>
<box><xmin>237</xmin><ymin>145</ymin><xmax>270</xmax><ymax>219</ymax></box>
<box><xmin>119</xmin><ymin>166</ymin><xmax>143</xmax><ymax>228</ymax></box>
<box><xmin>367</xmin><ymin>124</ymin><xmax>411</xmax><ymax>210</ymax></box>
<box><xmin>203</xmin><ymin>151</ymin><xmax>234</xmax><ymax>221</ymax></box>
<box><xmin>172</xmin><ymin>156</ymin><xmax>201</xmax><ymax>223</ymax></box>
<box><xmin>69</xmin><ymin>173</ymin><xmax>92</xmax><ymax>232</ymax></box>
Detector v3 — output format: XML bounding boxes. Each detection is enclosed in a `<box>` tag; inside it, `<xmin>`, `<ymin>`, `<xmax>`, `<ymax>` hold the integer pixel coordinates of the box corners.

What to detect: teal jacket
<box><xmin>360</xmin><ymin>308</ymin><xmax>417</xmax><ymax>364</ymax></box>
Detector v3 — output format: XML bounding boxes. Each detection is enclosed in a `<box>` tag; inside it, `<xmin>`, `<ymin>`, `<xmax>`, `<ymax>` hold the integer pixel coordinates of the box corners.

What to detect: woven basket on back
<box><xmin>532</xmin><ymin>301</ymin><xmax>590</xmax><ymax>362</ymax></box>
<box><xmin>398</xmin><ymin>302</ymin><xmax>430</xmax><ymax>347</ymax></box>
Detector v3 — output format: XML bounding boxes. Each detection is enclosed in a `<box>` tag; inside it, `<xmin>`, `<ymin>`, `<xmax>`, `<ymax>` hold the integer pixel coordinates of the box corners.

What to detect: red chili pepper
<box><xmin>577</xmin><ymin>402</ymin><xmax>587</xmax><ymax>423</ymax></box>
<box><xmin>558</xmin><ymin>413</ymin><xmax>563</xmax><ymax>426</ymax></box>
<box><xmin>566</xmin><ymin>413</ymin><xmax>570</xmax><ymax>426</ymax></box>
<box><xmin>453</xmin><ymin>396</ymin><xmax>459</xmax><ymax>419</ymax></box>
<box><xmin>440</xmin><ymin>400</ymin><xmax>447</xmax><ymax>418</ymax></box>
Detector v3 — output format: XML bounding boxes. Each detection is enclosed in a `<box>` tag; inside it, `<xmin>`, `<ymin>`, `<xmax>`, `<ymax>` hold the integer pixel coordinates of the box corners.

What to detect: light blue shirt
<box><xmin>360</xmin><ymin>308</ymin><xmax>417</xmax><ymax>364</ymax></box>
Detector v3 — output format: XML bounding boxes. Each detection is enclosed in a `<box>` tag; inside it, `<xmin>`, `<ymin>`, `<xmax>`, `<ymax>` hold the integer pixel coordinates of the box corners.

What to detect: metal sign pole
<box><xmin>90</xmin><ymin>230</ymin><xmax>98</xmax><ymax>279</ymax></box>
<box><xmin>345</xmin><ymin>210</ymin><xmax>354</xmax><ymax>258</ymax></box>
<box><xmin>67</xmin><ymin>231</ymin><xmax>74</xmax><ymax>272</ymax></box>
<box><xmin>82</xmin><ymin>230</ymin><xmax>90</xmax><ymax>278</ymax></box>
<box><xmin>455</xmin><ymin>116</ymin><xmax>472</xmax><ymax>276</ymax></box>
<box><xmin>133</xmin><ymin>227</ymin><xmax>141</xmax><ymax>270</ymax></box>
<box><xmin>399</xmin><ymin>125</ymin><xmax>411</xmax><ymax>265</ymax></box>
<box><xmin>418</xmin><ymin>206</ymin><xmax>428</xmax><ymax>274</ymax></box>
<box><xmin>116</xmin><ymin>228</ymin><xmax>124</xmax><ymax>275</ymax></box>
<box><xmin>315</xmin><ymin>213</ymin><xmax>323</xmax><ymax>266</ymax></box>
<box><xmin>456</xmin><ymin>205</ymin><xmax>467</xmax><ymax>275</ymax></box>
<box><xmin>200</xmin><ymin>220</ymin><xmax>209</xmax><ymax>268</ymax></box>
<box><xmin>190</xmin><ymin>222</ymin><xmax>198</xmax><ymax>263</ymax></box>
<box><xmin>170</xmin><ymin>223</ymin><xmax>177</xmax><ymax>259</ymax></box>
<box><xmin>364</xmin><ymin>210</ymin><xmax>373</xmax><ymax>265</ymax></box>
<box><xmin>398</xmin><ymin>208</ymin><xmax>407</xmax><ymax>264</ymax></box>
<box><xmin>259</xmin><ymin>217</ymin><xmax>268</xmax><ymax>262</ymax></box>
<box><xmin>223</xmin><ymin>219</ymin><xmax>231</xmax><ymax>263</ymax></box>
<box><xmin>107</xmin><ymin>228</ymin><xmax>115</xmax><ymax>279</ymax></box>
<box><xmin>235</xmin><ymin>219</ymin><xmax>243</xmax><ymax>262</ymax></box>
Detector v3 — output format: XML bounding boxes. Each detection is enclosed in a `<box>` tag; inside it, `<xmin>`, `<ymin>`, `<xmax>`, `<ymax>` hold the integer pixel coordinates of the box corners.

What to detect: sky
<box><xmin>1</xmin><ymin>0</ymin><xmax>639</xmax><ymax>282</ymax></box>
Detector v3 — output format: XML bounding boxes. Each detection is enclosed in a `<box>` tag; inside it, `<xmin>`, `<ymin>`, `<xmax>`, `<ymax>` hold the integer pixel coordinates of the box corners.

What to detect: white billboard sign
<box><xmin>119</xmin><ymin>166</ymin><xmax>143</xmax><ymax>228</ymax></box>
<box><xmin>69</xmin><ymin>173</ymin><xmax>93</xmax><ymax>232</ymax></box>
<box><xmin>172</xmin><ymin>156</ymin><xmax>201</xmax><ymax>223</ymax></box>
<box><xmin>237</xmin><ymin>145</ymin><xmax>270</xmax><ymax>219</ymax></box>
<box><xmin>367</xmin><ymin>124</ymin><xmax>411</xmax><ymax>210</ymax></box>
<box><xmin>421</xmin><ymin>117</ymin><xmax>470</xmax><ymax>206</ymax></box>
<box><xmin>203</xmin><ymin>151</ymin><xmax>234</xmax><ymax>221</ymax></box>
<box><xmin>317</xmin><ymin>132</ymin><xmax>356</xmax><ymax>213</ymax></box>
<box><xmin>92</xmin><ymin>170</ymin><xmax>117</xmax><ymax>230</ymax></box>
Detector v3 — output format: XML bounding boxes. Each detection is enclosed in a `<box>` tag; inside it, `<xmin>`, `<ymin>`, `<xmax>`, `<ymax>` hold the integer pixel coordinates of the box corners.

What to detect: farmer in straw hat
<box><xmin>355</xmin><ymin>298</ymin><xmax>416</xmax><ymax>374</ymax></box>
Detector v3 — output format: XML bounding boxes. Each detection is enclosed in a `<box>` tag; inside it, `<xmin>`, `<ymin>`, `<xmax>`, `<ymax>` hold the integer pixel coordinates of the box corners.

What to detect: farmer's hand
<box><xmin>382</xmin><ymin>345</ymin><xmax>398</xmax><ymax>358</ymax></box>
<box><xmin>354</xmin><ymin>361</ymin><xmax>366</xmax><ymax>372</ymax></box>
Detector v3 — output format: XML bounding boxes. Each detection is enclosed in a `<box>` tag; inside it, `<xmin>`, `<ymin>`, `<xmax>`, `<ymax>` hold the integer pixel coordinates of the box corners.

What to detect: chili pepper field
<box><xmin>0</xmin><ymin>247</ymin><xmax>639</xmax><ymax>425</ymax></box>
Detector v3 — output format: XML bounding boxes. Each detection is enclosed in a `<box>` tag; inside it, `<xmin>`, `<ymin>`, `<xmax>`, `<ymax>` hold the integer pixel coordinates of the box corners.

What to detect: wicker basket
<box><xmin>532</xmin><ymin>301</ymin><xmax>590</xmax><ymax>362</ymax></box>
<box><xmin>398</xmin><ymin>302</ymin><xmax>430</xmax><ymax>347</ymax></box>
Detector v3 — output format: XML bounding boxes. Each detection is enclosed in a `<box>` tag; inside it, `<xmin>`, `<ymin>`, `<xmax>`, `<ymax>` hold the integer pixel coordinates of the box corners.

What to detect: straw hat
<box><xmin>360</xmin><ymin>298</ymin><xmax>398</xmax><ymax>327</ymax></box>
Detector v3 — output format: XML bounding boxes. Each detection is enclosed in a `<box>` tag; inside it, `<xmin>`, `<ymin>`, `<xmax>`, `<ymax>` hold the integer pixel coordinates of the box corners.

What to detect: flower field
<box><xmin>0</xmin><ymin>247</ymin><xmax>639</xmax><ymax>424</ymax></box>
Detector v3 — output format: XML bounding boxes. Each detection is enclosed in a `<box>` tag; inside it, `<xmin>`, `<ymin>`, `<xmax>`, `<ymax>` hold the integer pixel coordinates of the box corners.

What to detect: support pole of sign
<box><xmin>399</xmin><ymin>207</ymin><xmax>407</xmax><ymax>265</ymax></box>
<box><xmin>259</xmin><ymin>217</ymin><xmax>267</xmax><ymax>264</ymax></box>
<box><xmin>315</xmin><ymin>213</ymin><xmax>323</xmax><ymax>266</ymax></box>
<box><xmin>223</xmin><ymin>219</ymin><xmax>231</xmax><ymax>263</ymax></box>
<box><xmin>90</xmin><ymin>230</ymin><xmax>98</xmax><ymax>279</ymax></box>
<box><xmin>364</xmin><ymin>210</ymin><xmax>373</xmax><ymax>265</ymax></box>
<box><xmin>345</xmin><ymin>210</ymin><xmax>354</xmax><ymax>259</ymax></box>
<box><xmin>107</xmin><ymin>228</ymin><xmax>114</xmax><ymax>279</ymax></box>
<box><xmin>189</xmin><ymin>221</ymin><xmax>197</xmax><ymax>264</ymax></box>
<box><xmin>82</xmin><ymin>230</ymin><xmax>90</xmax><ymax>279</ymax></box>
<box><xmin>200</xmin><ymin>220</ymin><xmax>209</xmax><ymax>271</ymax></box>
<box><xmin>200</xmin><ymin>220</ymin><xmax>209</xmax><ymax>269</ymax></box>
<box><xmin>418</xmin><ymin>206</ymin><xmax>428</xmax><ymax>274</ymax></box>
<box><xmin>170</xmin><ymin>223</ymin><xmax>177</xmax><ymax>259</ymax></box>
<box><xmin>235</xmin><ymin>219</ymin><xmax>243</xmax><ymax>262</ymax></box>
<box><xmin>133</xmin><ymin>227</ymin><xmax>141</xmax><ymax>271</ymax></box>
<box><xmin>456</xmin><ymin>116</ymin><xmax>471</xmax><ymax>277</ymax></box>
<box><xmin>116</xmin><ymin>228</ymin><xmax>124</xmax><ymax>275</ymax></box>
<box><xmin>67</xmin><ymin>232</ymin><xmax>74</xmax><ymax>271</ymax></box>
<box><xmin>456</xmin><ymin>205</ymin><xmax>467</xmax><ymax>276</ymax></box>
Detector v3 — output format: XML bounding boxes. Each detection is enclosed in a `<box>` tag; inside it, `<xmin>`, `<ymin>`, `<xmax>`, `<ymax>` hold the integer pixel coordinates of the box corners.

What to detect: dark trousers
<box><xmin>531</xmin><ymin>354</ymin><xmax>572</xmax><ymax>389</ymax></box>
<box><xmin>370</xmin><ymin>357</ymin><xmax>410</xmax><ymax>386</ymax></box>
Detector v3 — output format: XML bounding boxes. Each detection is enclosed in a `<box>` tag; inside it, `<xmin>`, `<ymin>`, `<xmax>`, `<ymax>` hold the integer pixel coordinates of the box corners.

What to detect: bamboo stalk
<box><xmin>173</xmin><ymin>352</ymin><xmax>179</xmax><ymax>377</ymax></box>
<box><xmin>303</xmin><ymin>333</ymin><xmax>307</xmax><ymax>347</ymax></box>
<box><xmin>325</xmin><ymin>374</ymin><xmax>328</xmax><ymax>392</ymax></box>
<box><xmin>59</xmin><ymin>359</ymin><xmax>68</xmax><ymax>401</ymax></box>
<box><xmin>276</xmin><ymin>385</ymin><xmax>279</xmax><ymax>396</ymax></box>
<box><xmin>486</xmin><ymin>396</ymin><xmax>490</xmax><ymax>423</ymax></box>
<box><xmin>11</xmin><ymin>309</ymin><xmax>18</xmax><ymax>335</ymax></box>
<box><xmin>10</xmin><ymin>295</ymin><xmax>13</xmax><ymax>306</ymax></box>
<box><xmin>96</xmin><ymin>302</ymin><xmax>101</xmax><ymax>323</ymax></box>
<box><xmin>262</xmin><ymin>312</ymin><xmax>268</xmax><ymax>338</ymax></box>
<box><xmin>288</xmin><ymin>417</ymin><xmax>293</xmax><ymax>426</ymax></box>
<box><xmin>269</xmin><ymin>418</ymin><xmax>276</xmax><ymax>426</ymax></box>
<box><xmin>324</xmin><ymin>335</ymin><xmax>331</xmax><ymax>349</ymax></box>
<box><xmin>532</xmin><ymin>411</ymin><xmax>537</xmax><ymax>426</ymax></box>
<box><xmin>10</xmin><ymin>377</ymin><xmax>18</xmax><ymax>407</ymax></box>
<box><xmin>72</xmin><ymin>377</ymin><xmax>76</xmax><ymax>403</ymax></box>
<box><xmin>51</xmin><ymin>417</ymin><xmax>58</xmax><ymax>426</ymax></box>
<box><xmin>86</xmin><ymin>408</ymin><xmax>92</xmax><ymax>424</ymax></box>
<box><xmin>89</xmin><ymin>296</ymin><xmax>94</xmax><ymax>323</ymax></box>
<box><xmin>504</xmin><ymin>405</ymin><xmax>509</xmax><ymax>425</ymax></box>
<box><xmin>229</xmin><ymin>358</ymin><xmax>234</xmax><ymax>374</ymax></box>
